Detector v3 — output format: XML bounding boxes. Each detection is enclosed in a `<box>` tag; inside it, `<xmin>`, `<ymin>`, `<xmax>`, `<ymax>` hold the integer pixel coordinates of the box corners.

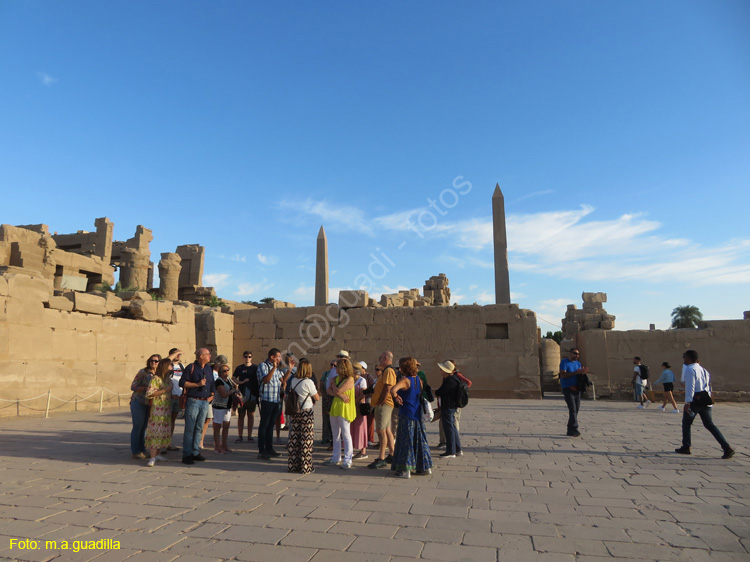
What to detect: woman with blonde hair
<box><xmin>324</xmin><ymin>357</ymin><xmax>356</xmax><ymax>469</ymax></box>
<box><xmin>130</xmin><ymin>354</ymin><xmax>161</xmax><ymax>459</ymax></box>
<box><xmin>350</xmin><ymin>361</ymin><xmax>370</xmax><ymax>460</ymax></box>
<box><xmin>144</xmin><ymin>358</ymin><xmax>174</xmax><ymax>466</ymax></box>
<box><xmin>287</xmin><ymin>358</ymin><xmax>320</xmax><ymax>473</ymax></box>
<box><xmin>390</xmin><ymin>357</ymin><xmax>432</xmax><ymax>478</ymax></box>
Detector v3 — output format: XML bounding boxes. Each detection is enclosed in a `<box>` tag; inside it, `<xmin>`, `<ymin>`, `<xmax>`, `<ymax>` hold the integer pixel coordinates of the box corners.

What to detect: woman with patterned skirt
<box><xmin>287</xmin><ymin>359</ymin><xmax>320</xmax><ymax>474</ymax></box>
<box><xmin>389</xmin><ymin>357</ymin><xmax>432</xmax><ymax>478</ymax></box>
<box><xmin>144</xmin><ymin>359</ymin><xmax>174</xmax><ymax>467</ymax></box>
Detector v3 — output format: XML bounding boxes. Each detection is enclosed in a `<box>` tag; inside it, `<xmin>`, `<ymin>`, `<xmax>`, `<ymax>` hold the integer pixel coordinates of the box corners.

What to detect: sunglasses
<box><xmin>244</xmin><ymin>355</ymin><xmax>252</xmax><ymax>358</ymax></box>
<box><xmin>148</xmin><ymin>359</ymin><xmax>159</xmax><ymax>363</ymax></box>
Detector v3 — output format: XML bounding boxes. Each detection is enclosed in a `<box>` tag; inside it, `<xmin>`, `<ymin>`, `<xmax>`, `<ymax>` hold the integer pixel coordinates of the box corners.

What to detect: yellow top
<box><xmin>329</xmin><ymin>377</ymin><xmax>357</xmax><ymax>422</ymax></box>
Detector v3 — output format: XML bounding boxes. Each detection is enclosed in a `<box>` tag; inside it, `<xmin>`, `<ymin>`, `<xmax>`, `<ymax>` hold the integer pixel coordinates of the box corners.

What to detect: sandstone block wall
<box><xmin>0</xmin><ymin>273</ymin><xmax>196</xmax><ymax>417</ymax></box>
<box><xmin>577</xmin><ymin>319</ymin><xmax>750</xmax><ymax>401</ymax></box>
<box><xmin>195</xmin><ymin>307</ymin><xmax>234</xmax><ymax>363</ymax></box>
<box><xmin>234</xmin><ymin>304</ymin><xmax>542</xmax><ymax>399</ymax></box>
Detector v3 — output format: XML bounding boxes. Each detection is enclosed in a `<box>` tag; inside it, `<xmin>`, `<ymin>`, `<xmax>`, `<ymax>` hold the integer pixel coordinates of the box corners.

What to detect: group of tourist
<box><xmin>129</xmin><ymin>346</ymin><xmax>471</xmax><ymax>476</ymax></box>
<box><xmin>560</xmin><ymin>347</ymin><xmax>735</xmax><ymax>459</ymax></box>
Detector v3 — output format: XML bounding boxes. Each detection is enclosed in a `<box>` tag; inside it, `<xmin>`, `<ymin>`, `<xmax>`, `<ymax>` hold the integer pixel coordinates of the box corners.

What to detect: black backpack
<box><xmin>284</xmin><ymin>379</ymin><xmax>302</xmax><ymax>416</ymax></box>
<box><xmin>247</xmin><ymin>364</ymin><xmax>260</xmax><ymax>399</ymax></box>
<box><xmin>639</xmin><ymin>364</ymin><xmax>650</xmax><ymax>380</ymax></box>
<box><xmin>455</xmin><ymin>378</ymin><xmax>470</xmax><ymax>408</ymax></box>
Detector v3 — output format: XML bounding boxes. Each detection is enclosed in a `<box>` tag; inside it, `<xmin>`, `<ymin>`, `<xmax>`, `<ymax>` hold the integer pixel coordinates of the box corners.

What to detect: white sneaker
<box><xmin>637</xmin><ymin>405</ymin><xmax>644</xmax><ymax>409</ymax></box>
<box><xmin>658</xmin><ymin>406</ymin><xmax>665</xmax><ymax>411</ymax></box>
<box><xmin>340</xmin><ymin>462</ymin><xmax>352</xmax><ymax>470</ymax></box>
<box><xmin>146</xmin><ymin>458</ymin><xmax>155</xmax><ymax>467</ymax></box>
<box><xmin>155</xmin><ymin>455</ymin><xmax>168</xmax><ymax>462</ymax></box>
<box><xmin>645</xmin><ymin>400</ymin><xmax>651</xmax><ymax>407</ymax></box>
<box><xmin>396</xmin><ymin>470</ymin><xmax>410</xmax><ymax>478</ymax></box>
<box><xmin>672</xmin><ymin>409</ymin><xmax>680</xmax><ymax>413</ymax></box>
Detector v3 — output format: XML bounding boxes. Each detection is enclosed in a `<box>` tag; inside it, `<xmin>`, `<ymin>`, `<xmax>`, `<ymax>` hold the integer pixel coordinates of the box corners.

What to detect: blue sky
<box><xmin>2</xmin><ymin>1</ymin><xmax>749</xmax><ymax>330</ymax></box>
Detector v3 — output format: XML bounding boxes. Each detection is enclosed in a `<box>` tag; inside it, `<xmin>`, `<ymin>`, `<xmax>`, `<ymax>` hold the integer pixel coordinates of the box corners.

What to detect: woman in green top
<box><xmin>324</xmin><ymin>358</ymin><xmax>356</xmax><ymax>469</ymax></box>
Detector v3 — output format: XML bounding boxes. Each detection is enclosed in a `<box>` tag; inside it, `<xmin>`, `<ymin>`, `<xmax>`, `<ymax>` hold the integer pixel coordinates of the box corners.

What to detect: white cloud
<box><xmin>292</xmin><ymin>284</ymin><xmax>315</xmax><ymax>301</ymax></box>
<box><xmin>475</xmin><ymin>291</ymin><xmax>494</xmax><ymax>304</ymax></box>
<box><xmin>203</xmin><ymin>273</ymin><xmax>230</xmax><ymax>288</ymax></box>
<box><xmin>234</xmin><ymin>280</ymin><xmax>274</xmax><ymax>297</ymax></box>
<box><xmin>218</xmin><ymin>254</ymin><xmax>246</xmax><ymax>262</ymax></box>
<box><xmin>538</xmin><ymin>298</ymin><xmax>572</xmax><ymax>310</ymax></box>
<box><xmin>515</xmin><ymin>189</ymin><xmax>554</xmax><ymax>202</ymax></box>
<box><xmin>257</xmin><ymin>253</ymin><xmax>278</xmax><ymax>266</ymax></box>
<box><xmin>37</xmin><ymin>72</ymin><xmax>57</xmax><ymax>86</ymax></box>
<box><xmin>451</xmin><ymin>293</ymin><xmax>466</xmax><ymax>304</ymax></box>
<box><xmin>280</xmin><ymin>198</ymin><xmax>373</xmax><ymax>235</ymax></box>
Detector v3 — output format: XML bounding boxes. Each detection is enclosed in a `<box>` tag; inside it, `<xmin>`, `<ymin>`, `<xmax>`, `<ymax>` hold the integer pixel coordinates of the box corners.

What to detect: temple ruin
<box><xmin>1</xmin><ymin>188</ymin><xmax>749</xmax><ymax>417</ymax></box>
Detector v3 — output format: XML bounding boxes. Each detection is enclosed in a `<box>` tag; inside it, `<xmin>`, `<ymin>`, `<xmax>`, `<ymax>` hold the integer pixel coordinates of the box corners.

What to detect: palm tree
<box><xmin>671</xmin><ymin>305</ymin><xmax>703</xmax><ymax>329</ymax></box>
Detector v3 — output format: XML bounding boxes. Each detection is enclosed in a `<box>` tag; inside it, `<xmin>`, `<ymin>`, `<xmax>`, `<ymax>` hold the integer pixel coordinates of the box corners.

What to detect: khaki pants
<box><xmin>439</xmin><ymin>407</ymin><xmax>461</xmax><ymax>443</ymax></box>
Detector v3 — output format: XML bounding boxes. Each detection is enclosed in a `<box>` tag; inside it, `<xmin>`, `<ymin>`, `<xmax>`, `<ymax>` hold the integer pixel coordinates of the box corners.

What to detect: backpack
<box><xmin>455</xmin><ymin>378</ymin><xmax>470</xmax><ymax>409</ymax></box>
<box><xmin>284</xmin><ymin>379</ymin><xmax>302</xmax><ymax>416</ymax></box>
<box><xmin>247</xmin><ymin>364</ymin><xmax>260</xmax><ymax>399</ymax></box>
<box><xmin>639</xmin><ymin>364</ymin><xmax>650</xmax><ymax>380</ymax></box>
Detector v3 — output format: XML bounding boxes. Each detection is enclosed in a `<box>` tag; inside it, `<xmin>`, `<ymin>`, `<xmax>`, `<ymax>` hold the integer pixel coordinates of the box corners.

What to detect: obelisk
<box><xmin>493</xmin><ymin>184</ymin><xmax>511</xmax><ymax>304</ymax></box>
<box><xmin>315</xmin><ymin>226</ymin><xmax>329</xmax><ymax>306</ymax></box>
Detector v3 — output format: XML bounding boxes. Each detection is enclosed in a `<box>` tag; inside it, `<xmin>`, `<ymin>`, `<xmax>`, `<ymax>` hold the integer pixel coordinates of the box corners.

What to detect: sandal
<box><xmin>234</xmin><ymin>437</ymin><xmax>243</xmax><ymax>443</ymax></box>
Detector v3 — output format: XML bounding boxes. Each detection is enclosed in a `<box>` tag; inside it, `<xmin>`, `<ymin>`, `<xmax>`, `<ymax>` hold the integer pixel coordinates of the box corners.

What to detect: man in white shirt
<box><xmin>675</xmin><ymin>349</ymin><xmax>734</xmax><ymax>459</ymax></box>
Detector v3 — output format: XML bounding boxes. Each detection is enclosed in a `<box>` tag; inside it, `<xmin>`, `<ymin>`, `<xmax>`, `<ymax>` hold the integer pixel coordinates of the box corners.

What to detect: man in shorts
<box><xmin>233</xmin><ymin>351</ymin><xmax>258</xmax><ymax>443</ymax></box>
<box><xmin>368</xmin><ymin>351</ymin><xmax>396</xmax><ymax>469</ymax></box>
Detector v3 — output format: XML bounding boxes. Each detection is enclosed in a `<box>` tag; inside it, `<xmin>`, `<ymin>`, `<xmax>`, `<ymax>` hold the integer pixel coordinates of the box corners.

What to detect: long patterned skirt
<box><xmin>321</xmin><ymin>394</ymin><xmax>333</xmax><ymax>442</ymax></box>
<box><xmin>391</xmin><ymin>416</ymin><xmax>432</xmax><ymax>473</ymax></box>
<box><xmin>288</xmin><ymin>409</ymin><xmax>315</xmax><ymax>474</ymax></box>
<box><xmin>144</xmin><ymin>398</ymin><xmax>171</xmax><ymax>450</ymax></box>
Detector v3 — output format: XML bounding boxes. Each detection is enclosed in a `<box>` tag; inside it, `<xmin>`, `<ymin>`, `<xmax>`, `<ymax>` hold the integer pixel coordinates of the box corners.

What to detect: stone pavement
<box><xmin>0</xmin><ymin>398</ymin><xmax>748</xmax><ymax>562</ymax></box>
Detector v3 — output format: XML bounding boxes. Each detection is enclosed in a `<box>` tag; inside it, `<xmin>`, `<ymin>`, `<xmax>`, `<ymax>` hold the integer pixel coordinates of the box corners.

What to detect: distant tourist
<box><xmin>632</xmin><ymin>357</ymin><xmax>651</xmax><ymax>408</ymax></box>
<box><xmin>179</xmin><ymin>348</ymin><xmax>215</xmax><ymax>465</ymax></box>
<box><xmin>233</xmin><ymin>351</ymin><xmax>258</xmax><ymax>443</ymax></box>
<box><xmin>256</xmin><ymin>348</ymin><xmax>291</xmax><ymax>460</ymax></box>
<box><xmin>350</xmin><ymin>361</ymin><xmax>369</xmax><ymax>460</ymax></box>
<box><xmin>168</xmin><ymin>348</ymin><xmax>185</xmax><ymax>451</ymax></box>
<box><xmin>558</xmin><ymin>348</ymin><xmax>588</xmax><ymax>437</ymax></box>
<box><xmin>675</xmin><ymin>350</ymin><xmax>734</xmax><ymax>459</ymax></box>
<box><xmin>389</xmin><ymin>357</ymin><xmax>432</xmax><ymax>477</ymax></box>
<box><xmin>129</xmin><ymin>354</ymin><xmax>160</xmax><ymax>459</ymax></box>
<box><xmin>287</xmin><ymin>358</ymin><xmax>320</xmax><ymax>474</ymax></box>
<box><xmin>653</xmin><ymin>361</ymin><xmax>679</xmax><ymax>412</ymax></box>
<box><xmin>367</xmin><ymin>351</ymin><xmax>397</xmax><ymax>469</ymax></box>
<box><xmin>276</xmin><ymin>353</ymin><xmax>297</xmax><ymax>444</ymax></box>
<box><xmin>324</xmin><ymin>357</ymin><xmax>357</xmax><ymax>469</ymax></box>
<box><xmin>144</xmin><ymin>358</ymin><xmax>175</xmax><ymax>466</ymax></box>
<box><xmin>436</xmin><ymin>360</ymin><xmax>471</xmax><ymax>448</ymax></box>
<box><xmin>319</xmin><ymin>359</ymin><xmax>336</xmax><ymax>447</ymax></box>
<box><xmin>435</xmin><ymin>361</ymin><xmax>463</xmax><ymax>458</ymax></box>
<box><xmin>213</xmin><ymin>363</ymin><xmax>240</xmax><ymax>454</ymax></box>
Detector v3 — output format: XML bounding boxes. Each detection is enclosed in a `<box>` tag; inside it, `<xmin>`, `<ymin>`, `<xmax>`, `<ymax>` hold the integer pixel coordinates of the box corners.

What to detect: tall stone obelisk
<box><xmin>315</xmin><ymin>226</ymin><xmax>329</xmax><ymax>306</ymax></box>
<box><xmin>493</xmin><ymin>184</ymin><xmax>511</xmax><ymax>304</ymax></box>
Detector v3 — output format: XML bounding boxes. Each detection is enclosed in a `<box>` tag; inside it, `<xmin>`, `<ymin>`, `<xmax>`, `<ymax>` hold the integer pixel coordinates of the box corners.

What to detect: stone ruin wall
<box><xmin>233</xmin><ymin>303</ymin><xmax>542</xmax><ymax>399</ymax></box>
<box><xmin>577</xmin><ymin>320</ymin><xmax>750</xmax><ymax>401</ymax></box>
<box><xmin>0</xmin><ymin>271</ymin><xmax>235</xmax><ymax>418</ymax></box>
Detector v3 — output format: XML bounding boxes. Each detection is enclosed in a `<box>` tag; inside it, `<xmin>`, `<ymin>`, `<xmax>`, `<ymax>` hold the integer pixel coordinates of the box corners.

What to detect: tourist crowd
<box><xmin>129</xmin><ymin>347</ymin><xmax>471</xmax><ymax>476</ymax></box>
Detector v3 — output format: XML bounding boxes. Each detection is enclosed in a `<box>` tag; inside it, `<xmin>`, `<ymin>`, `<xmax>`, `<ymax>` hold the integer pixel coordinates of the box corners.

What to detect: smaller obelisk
<box><xmin>493</xmin><ymin>184</ymin><xmax>511</xmax><ymax>304</ymax></box>
<box><xmin>315</xmin><ymin>226</ymin><xmax>329</xmax><ymax>306</ymax></box>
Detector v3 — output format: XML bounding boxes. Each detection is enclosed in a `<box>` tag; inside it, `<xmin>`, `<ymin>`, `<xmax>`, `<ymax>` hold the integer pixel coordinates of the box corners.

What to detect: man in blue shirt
<box><xmin>256</xmin><ymin>348</ymin><xmax>291</xmax><ymax>459</ymax></box>
<box><xmin>179</xmin><ymin>348</ymin><xmax>216</xmax><ymax>464</ymax></box>
<box><xmin>559</xmin><ymin>348</ymin><xmax>588</xmax><ymax>437</ymax></box>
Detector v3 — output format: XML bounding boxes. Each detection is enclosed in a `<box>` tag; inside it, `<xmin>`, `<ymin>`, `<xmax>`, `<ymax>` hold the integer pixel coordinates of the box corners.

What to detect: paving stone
<box><xmin>234</xmin><ymin>543</ymin><xmax>317</xmax><ymax>562</ymax></box>
<box><xmin>347</xmin><ymin>536</ymin><xmax>423</xmax><ymax>557</ymax></box>
<box><xmin>420</xmin><ymin>541</ymin><xmax>497</xmax><ymax>561</ymax></box>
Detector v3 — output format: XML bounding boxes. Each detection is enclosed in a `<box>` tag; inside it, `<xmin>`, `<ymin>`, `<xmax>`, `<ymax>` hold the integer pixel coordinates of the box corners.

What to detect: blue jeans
<box><xmin>682</xmin><ymin>406</ymin><xmax>731</xmax><ymax>451</ymax></box>
<box><xmin>183</xmin><ymin>398</ymin><xmax>209</xmax><ymax>458</ymax></box>
<box><xmin>130</xmin><ymin>400</ymin><xmax>149</xmax><ymax>455</ymax></box>
<box><xmin>258</xmin><ymin>400</ymin><xmax>281</xmax><ymax>454</ymax></box>
<box><xmin>562</xmin><ymin>388</ymin><xmax>580</xmax><ymax>433</ymax></box>
<box><xmin>441</xmin><ymin>407</ymin><xmax>461</xmax><ymax>455</ymax></box>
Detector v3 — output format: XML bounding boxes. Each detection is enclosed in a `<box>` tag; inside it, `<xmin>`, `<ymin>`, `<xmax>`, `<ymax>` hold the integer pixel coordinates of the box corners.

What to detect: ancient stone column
<box><xmin>158</xmin><ymin>252</ymin><xmax>182</xmax><ymax>301</ymax></box>
<box><xmin>492</xmin><ymin>184</ymin><xmax>511</xmax><ymax>304</ymax></box>
<box><xmin>315</xmin><ymin>226</ymin><xmax>329</xmax><ymax>306</ymax></box>
<box><xmin>119</xmin><ymin>247</ymin><xmax>150</xmax><ymax>290</ymax></box>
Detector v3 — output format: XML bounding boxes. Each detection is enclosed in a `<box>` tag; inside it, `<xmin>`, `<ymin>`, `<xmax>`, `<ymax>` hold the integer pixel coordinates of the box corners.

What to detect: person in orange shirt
<box><xmin>367</xmin><ymin>351</ymin><xmax>397</xmax><ymax>469</ymax></box>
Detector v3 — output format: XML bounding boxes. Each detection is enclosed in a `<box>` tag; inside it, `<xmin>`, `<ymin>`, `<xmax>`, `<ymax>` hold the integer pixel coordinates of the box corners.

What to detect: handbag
<box><xmin>358</xmin><ymin>403</ymin><xmax>371</xmax><ymax>417</ymax></box>
<box><xmin>424</xmin><ymin>383</ymin><xmax>435</xmax><ymax>403</ymax></box>
<box><xmin>691</xmin><ymin>390</ymin><xmax>713</xmax><ymax>410</ymax></box>
<box><xmin>178</xmin><ymin>392</ymin><xmax>187</xmax><ymax>410</ymax></box>
<box><xmin>421</xmin><ymin>396</ymin><xmax>434</xmax><ymax>423</ymax></box>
